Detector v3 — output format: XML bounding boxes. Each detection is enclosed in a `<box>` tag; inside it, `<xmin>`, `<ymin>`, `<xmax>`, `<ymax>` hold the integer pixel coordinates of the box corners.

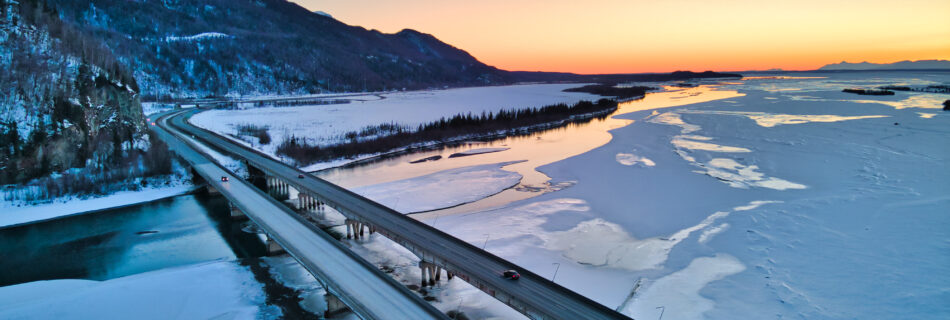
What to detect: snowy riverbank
<box><xmin>0</xmin><ymin>176</ymin><xmax>195</xmax><ymax>228</ymax></box>
<box><xmin>0</xmin><ymin>261</ymin><xmax>272</xmax><ymax>319</ymax></box>
<box><xmin>190</xmin><ymin>83</ymin><xmax>601</xmax><ymax>160</ymax></box>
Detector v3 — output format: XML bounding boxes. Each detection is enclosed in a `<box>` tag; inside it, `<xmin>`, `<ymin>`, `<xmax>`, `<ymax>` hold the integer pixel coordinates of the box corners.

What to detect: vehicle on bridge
<box><xmin>298</xmin><ymin>174</ymin><xmax>306</xmax><ymax>179</ymax></box>
<box><xmin>502</xmin><ymin>270</ymin><xmax>520</xmax><ymax>280</ymax></box>
<box><xmin>220</xmin><ymin>176</ymin><xmax>229</xmax><ymax>182</ymax></box>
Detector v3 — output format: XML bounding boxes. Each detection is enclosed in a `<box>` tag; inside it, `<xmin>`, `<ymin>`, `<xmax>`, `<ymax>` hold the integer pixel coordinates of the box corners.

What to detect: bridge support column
<box><xmin>207</xmin><ymin>185</ymin><xmax>220</xmax><ymax>195</ymax></box>
<box><xmin>419</xmin><ymin>261</ymin><xmax>441</xmax><ymax>287</ymax></box>
<box><xmin>345</xmin><ymin>219</ymin><xmax>369</xmax><ymax>239</ymax></box>
<box><xmin>345</xmin><ymin>220</ymin><xmax>353</xmax><ymax>239</ymax></box>
<box><xmin>419</xmin><ymin>261</ymin><xmax>429</xmax><ymax>288</ymax></box>
<box><xmin>229</xmin><ymin>202</ymin><xmax>246</xmax><ymax>220</ymax></box>
<box><xmin>265</xmin><ymin>235</ymin><xmax>285</xmax><ymax>256</ymax></box>
<box><xmin>324</xmin><ymin>293</ymin><xmax>349</xmax><ymax>317</ymax></box>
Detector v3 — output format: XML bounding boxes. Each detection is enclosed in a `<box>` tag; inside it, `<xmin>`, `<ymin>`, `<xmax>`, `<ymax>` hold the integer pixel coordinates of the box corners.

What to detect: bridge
<box><xmin>157</xmin><ymin>108</ymin><xmax>632</xmax><ymax>320</ymax></box>
<box><xmin>151</xmin><ymin>110</ymin><xmax>448</xmax><ymax>320</ymax></box>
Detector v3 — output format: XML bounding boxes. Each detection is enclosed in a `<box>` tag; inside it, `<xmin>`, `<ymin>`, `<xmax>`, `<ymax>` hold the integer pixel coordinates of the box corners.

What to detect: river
<box><xmin>0</xmin><ymin>192</ymin><xmax>265</xmax><ymax>287</ymax></box>
<box><xmin>315</xmin><ymin>85</ymin><xmax>743</xmax><ymax>217</ymax></box>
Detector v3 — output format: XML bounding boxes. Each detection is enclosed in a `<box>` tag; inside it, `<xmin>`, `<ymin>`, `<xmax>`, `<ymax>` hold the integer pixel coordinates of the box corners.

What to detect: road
<box><xmin>165</xmin><ymin>109</ymin><xmax>632</xmax><ymax>320</ymax></box>
<box><xmin>152</xmin><ymin>110</ymin><xmax>448</xmax><ymax>320</ymax></box>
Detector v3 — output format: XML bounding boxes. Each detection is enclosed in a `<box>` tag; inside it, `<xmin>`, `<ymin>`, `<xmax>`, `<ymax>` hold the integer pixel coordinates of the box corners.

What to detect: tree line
<box><xmin>276</xmin><ymin>99</ymin><xmax>618</xmax><ymax>165</ymax></box>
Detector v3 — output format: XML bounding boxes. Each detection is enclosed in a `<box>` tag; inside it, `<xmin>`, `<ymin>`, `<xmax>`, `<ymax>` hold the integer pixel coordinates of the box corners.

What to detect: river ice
<box><xmin>430</xmin><ymin>71</ymin><xmax>950</xmax><ymax>319</ymax></box>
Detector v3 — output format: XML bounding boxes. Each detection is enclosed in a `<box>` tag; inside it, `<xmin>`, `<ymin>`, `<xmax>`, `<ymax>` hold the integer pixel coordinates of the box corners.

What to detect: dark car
<box><xmin>502</xmin><ymin>270</ymin><xmax>520</xmax><ymax>280</ymax></box>
<box><xmin>298</xmin><ymin>174</ymin><xmax>305</xmax><ymax>179</ymax></box>
<box><xmin>221</xmin><ymin>176</ymin><xmax>229</xmax><ymax>182</ymax></box>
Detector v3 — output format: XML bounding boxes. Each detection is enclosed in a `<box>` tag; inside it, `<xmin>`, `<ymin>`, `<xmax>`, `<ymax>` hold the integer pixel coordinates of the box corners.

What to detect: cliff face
<box><xmin>1</xmin><ymin>0</ymin><xmax>145</xmax><ymax>184</ymax></box>
<box><xmin>45</xmin><ymin>0</ymin><xmax>513</xmax><ymax>99</ymax></box>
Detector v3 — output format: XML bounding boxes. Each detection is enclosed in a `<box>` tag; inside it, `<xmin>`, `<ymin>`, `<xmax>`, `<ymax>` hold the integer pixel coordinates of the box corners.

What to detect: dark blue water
<box><xmin>0</xmin><ymin>192</ymin><xmax>266</xmax><ymax>286</ymax></box>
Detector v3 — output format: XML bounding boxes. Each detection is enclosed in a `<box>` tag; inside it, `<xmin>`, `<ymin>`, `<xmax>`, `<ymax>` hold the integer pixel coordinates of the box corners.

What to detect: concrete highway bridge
<box><xmin>153</xmin><ymin>108</ymin><xmax>631</xmax><ymax>320</ymax></box>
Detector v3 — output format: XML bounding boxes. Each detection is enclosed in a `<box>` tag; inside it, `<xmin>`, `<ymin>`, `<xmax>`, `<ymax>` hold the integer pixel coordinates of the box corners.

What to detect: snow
<box><xmin>0</xmin><ymin>177</ymin><xmax>195</xmax><ymax>228</ymax></box>
<box><xmin>679</xmin><ymin>110</ymin><xmax>890</xmax><ymax>127</ymax></box>
<box><xmin>0</xmin><ymin>261</ymin><xmax>270</xmax><ymax>319</ymax></box>
<box><xmin>625</xmin><ymin>254</ymin><xmax>746</xmax><ymax>320</ymax></box>
<box><xmin>262</xmin><ymin>256</ymin><xmax>328</xmax><ymax>315</ymax></box>
<box><xmin>615</xmin><ymin>152</ymin><xmax>655</xmax><ymax>167</ymax></box>
<box><xmin>697</xmin><ymin>158</ymin><xmax>807</xmax><ymax>190</ymax></box>
<box><xmin>164</xmin><ymin>32</ymin><xmax>232</xmax><ymax>42</ymax></box>
<box><xmin>367</xmin><ymin>71</ymin><xmax>950</xmax><ymax>319</ymax></box>
<box><xmin>353</xmin><ymin>161</ymin><xmax>523</xmax><ymax>213</ymax></box>
<box><xmin>141</xmin><ymin>102</ymin><xmax>174</xmax><ymax>116</ymax></box>
<box><xmin>448</xmin><ymin>147</ymin><xmax>510</xmax><ymax>158</ymax></box>
<box><xmin>190</xmin><ymin>83</ymin><xmax>601</xmax><ymax>162</ymax></box>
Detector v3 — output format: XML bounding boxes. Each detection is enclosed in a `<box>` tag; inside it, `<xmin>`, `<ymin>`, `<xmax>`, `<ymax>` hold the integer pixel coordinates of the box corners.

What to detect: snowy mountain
<box><xmin>43</xmin><ymin>0</ymin><xmax>513</xmax><ymax>99</ymax></box>
<box><xmin>818</xmin><ymin>59</ymin><xmax>950</xmax><ymax>71</ymax></box>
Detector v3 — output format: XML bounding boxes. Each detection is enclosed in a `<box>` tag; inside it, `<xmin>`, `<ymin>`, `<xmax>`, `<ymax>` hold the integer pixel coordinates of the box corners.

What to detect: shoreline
<box><xmin>306</xmin><ymin>101</ymin><xmax>621</xmax><ymax>173</ymax></box>
<box><xmin>0</xmin><ymin>183</ymin><xmax>200</xmax><ymax>230</ymax></box>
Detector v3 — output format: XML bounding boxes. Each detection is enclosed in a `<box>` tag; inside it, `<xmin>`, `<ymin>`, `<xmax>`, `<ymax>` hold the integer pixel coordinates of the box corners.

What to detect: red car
<box><xmin>220</xmin><ymin>176</ymin><xmax>229</xmax><ymax>182</ymax></box>
<box><xmin>298</xmin><ymin>174</ymin><xmax>305</xmax><ymax>179</ymax></box>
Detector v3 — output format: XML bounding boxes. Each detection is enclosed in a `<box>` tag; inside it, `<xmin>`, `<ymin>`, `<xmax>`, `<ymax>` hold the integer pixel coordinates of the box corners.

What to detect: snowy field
<box><xmin>189</xmin><ymin>83</ymin><xmax>601</xmax><ymax>162</ymax></box>
<box><xmin>422</xmin><ymin>71</ymin><xmax>950</xmax><ymax>319</ymax></box>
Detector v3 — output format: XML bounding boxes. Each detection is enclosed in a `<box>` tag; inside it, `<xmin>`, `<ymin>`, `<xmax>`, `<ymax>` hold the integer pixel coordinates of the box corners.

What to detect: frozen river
<box><xmin>317</xmin><ymin>71</ymin><xmax>950</xmax><ymax>319</ymax></box>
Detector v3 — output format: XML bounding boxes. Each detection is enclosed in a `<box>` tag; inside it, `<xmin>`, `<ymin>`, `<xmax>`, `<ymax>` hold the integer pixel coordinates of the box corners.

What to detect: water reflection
<box><xmin>0</xmin><ymin>193</ymin><xmax>265</xmax><ymax>287</ymax></box>
<box><xmin>315</xmin><ymin>85</ymin><xmax>742</xmax><ymax>217</ymax></box>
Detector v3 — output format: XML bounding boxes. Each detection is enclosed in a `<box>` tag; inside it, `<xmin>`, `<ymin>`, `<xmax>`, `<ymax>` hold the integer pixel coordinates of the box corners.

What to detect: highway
<box><xmin>151</xmin><ymin>110</ymin><xmax>448</xmax><ymax>320</ymax></box>
<box><xmin>165</xmin><ymin>109</ymin><xmax>633</xmax><ymax>320</ymax></box>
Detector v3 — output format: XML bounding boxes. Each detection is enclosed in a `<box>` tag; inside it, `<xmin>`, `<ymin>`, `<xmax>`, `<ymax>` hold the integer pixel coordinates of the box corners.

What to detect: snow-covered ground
<box><xmin>189</xmin><ymin>83</ymin><xmax>601</xmax><ymax>161</ymax></box>
<box><xmin>353</xmin><ymin>161</ymin><xmax>523</xmax><ymax>213</ymax></box>
<box><xmin>421</xmin><ymin>71</ymin><xmax>950</xmax><ymax>319</ymax></box>
<box><xmin>0</xmin><ymin>175</ymin><xmax>195</xmax><ymax>228</ymax></box>
<box><xmin>0</xmin><ymin>261</ymin><xmax>274</xmax><ymax>319</ymax></box>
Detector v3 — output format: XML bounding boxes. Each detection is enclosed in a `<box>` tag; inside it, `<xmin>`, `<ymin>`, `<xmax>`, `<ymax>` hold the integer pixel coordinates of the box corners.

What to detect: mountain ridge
<box><xmin>45</xmin><ymin>0</ymin><xmax>513</xmax><ymax>99</ymax></box>
<box><xmin>818</xmin><ymin>59</ymin><xmax>950</xmax><ymax>71</ymax></box>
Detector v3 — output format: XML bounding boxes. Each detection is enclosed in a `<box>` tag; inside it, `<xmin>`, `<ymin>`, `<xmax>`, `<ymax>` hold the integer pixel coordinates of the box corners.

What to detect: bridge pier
<box><xmin>265</xmin><ymin>235</ymin><xmax>285</xmax><ymax>256</ymax></box>
<box><xmin>345</xmin><ymin>219</ymin><xmax>370</xmax><ymax>239</ymax></box>
<box><xmin>207</xmin><ymin>185</ymin><xmax>220</xmax><ymax>195</ymax></box>
<box><xmin>419</xmin><ymin>261</ymin><xmax>442</xmax><ymax>287</ymax></box>
<box><xmin>229</xmin><ymin>202</ymin><xmax>246</xmax><ymax>220</ymax></box>
<box><xmin>324</xmin><ymin>293</ymin><xmax>349</xmax><ymax>317</ymax></box>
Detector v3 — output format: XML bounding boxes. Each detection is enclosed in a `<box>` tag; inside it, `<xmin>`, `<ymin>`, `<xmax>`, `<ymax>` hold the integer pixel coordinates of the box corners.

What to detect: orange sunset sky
<box><xmin>293</xmin><ymin>0</ymin><xmax>950</xmax><ymax>74</ymax></box>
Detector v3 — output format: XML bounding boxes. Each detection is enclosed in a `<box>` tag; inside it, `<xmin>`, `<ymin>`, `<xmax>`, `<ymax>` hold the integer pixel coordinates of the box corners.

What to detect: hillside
<box><xmin>819</xmin><ymin>60</ymin><xmax>950</xmax><ymax>71</ymax></box>
<box><xmin>0</xmin><ymin>0</ymin><xmax>168</xmax><ymax>188</ymax></box>
<box><xmin>44</xmin><ymin>0</ymin><xmax>512</xmax><ymax>99</ymax></box>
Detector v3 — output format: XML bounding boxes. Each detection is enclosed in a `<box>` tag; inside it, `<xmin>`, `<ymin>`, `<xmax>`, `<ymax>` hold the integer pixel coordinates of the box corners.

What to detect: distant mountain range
<box><xmin>818</xmin><ymin>60</ymin><xmax>950</xmax><ymax>71</ymax></box>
